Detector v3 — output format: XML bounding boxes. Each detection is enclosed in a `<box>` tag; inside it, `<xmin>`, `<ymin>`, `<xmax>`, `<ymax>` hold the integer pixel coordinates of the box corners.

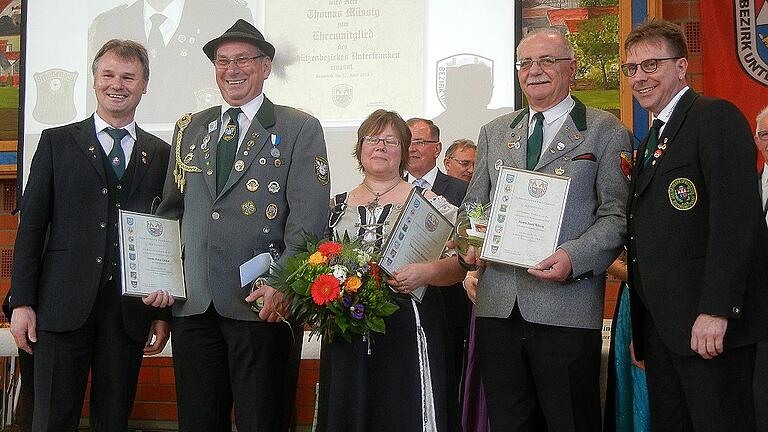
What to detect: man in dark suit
<box><xmin>88</xmin><ymin>0</ymin><xmax>253</xmax><ymax>123</ymax></box>
<box><xmin>405</xmin><ymin>117</ymin><xmax>468</xmax><ymax>431</ymax></box>
<box><xmin>752</xmin><ymin>106</ymin><xmax>768</xmax><ymax>432</ymax></box>
<box><xmin>624</xmin><ymin>20</ymin><xmax>768</xmax><ymax>431</ymax></box>
<box><xmin>156</xmin><ymin>20</ymin><xmax>330</xmax><ymax>432</ymax></box>
<box><xmin>9</xmin><ymin>40</ymin><xmax>173</xmax><ymax>431</ymax></box>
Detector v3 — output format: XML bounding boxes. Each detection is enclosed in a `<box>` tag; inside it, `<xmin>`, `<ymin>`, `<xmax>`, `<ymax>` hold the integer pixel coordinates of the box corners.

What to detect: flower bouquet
<box><xmin>453</xmin><ymin>202</ymin><xmax>490</xmax><ymax>254</ymax></box>
<box><xmin>271</xmin><ymin>234</ymin><xmax>400</xmax><ymax>343</ymax></box>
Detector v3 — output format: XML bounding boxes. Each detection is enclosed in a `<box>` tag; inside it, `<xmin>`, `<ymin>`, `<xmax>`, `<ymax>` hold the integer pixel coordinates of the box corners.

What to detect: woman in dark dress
<box><xmin>316</xmin><ymin>110</ymin><xmax>466</xmax><ymax>432</ymax></box>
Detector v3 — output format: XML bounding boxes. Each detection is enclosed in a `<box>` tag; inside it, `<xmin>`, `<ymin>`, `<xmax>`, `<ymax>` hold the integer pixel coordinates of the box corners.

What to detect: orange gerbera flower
<box><xmin>308</xmin><ymin>251</ymin><xmax>327</xmax><ymax>266</ymax></box>
<box><xmin>345</xmin><ymin>275</ymin><xmax>362</xmax><ymax>293</ymax></box>
<box><xmin>311</xmin><ymin>274</ymin><xmax>341</xmax><ymax>305</ymax></box>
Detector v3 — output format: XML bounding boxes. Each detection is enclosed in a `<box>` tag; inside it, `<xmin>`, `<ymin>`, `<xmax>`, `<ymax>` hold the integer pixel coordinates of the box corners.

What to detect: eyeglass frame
<box><xmin>515</xmin><ymin>56</ymin><xmax>573</xmax><ymax>71</ymax></box>
<box><xmin>620</xmin><ymin>57</ymin><xmax>682</xmax><ymax>77</ymax></box>
<box><xmin>447</xmin><ymin>156</ymin><xmax>475</xmax><ymax>168</ymax></box>
<box><xmin>410</xmin><ymin>139</ymin><xmax>440</xmax><ymax>147</ymax></box>
<box><xmin>755</xmin><ymin>131</ymin><xmax>768</xmax><ymax>141</ymax></box>
<box><xmin>362</xmin><ymin>135</ymin><xmax>401</xmax><ymax>148</ymax></box>
<box><xmin>213</xmin><ymin>55</ymin><xmax>266</xmax><ymax>69</ymax></box>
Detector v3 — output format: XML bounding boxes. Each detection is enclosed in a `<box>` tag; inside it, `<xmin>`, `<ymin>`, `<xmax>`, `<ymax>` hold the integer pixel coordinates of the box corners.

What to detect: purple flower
<box><xmin>342</xmin><ymin>294</ymin><xmax>352</xmax><ymax>308</ymax></box>
<box><xmin>350</xmin><ymin>303</ymin><xmax>365</xmax><ymax>320</ymax></box>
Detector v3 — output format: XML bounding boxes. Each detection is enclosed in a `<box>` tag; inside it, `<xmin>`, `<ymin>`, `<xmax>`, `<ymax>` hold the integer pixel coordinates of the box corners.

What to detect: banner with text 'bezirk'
<box><xmin>702</xmin><ymin>0</ymin><xmax>768</xmax><ymax>166</ymax></box>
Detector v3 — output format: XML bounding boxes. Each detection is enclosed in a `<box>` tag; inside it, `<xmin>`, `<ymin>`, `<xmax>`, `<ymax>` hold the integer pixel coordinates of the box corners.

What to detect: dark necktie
<box><xmin>105</xmin><ymin>128</ymin><xmax>129</xmax><ymax>179</ymax></box>
<box><xmin>216</xmin><ymin>107</ymin><xmax>242</xmax><ymax>195</ymax></box>
<box><xmin>147</xmin><ymin>13</ymin><xmax>167</xmax><ymax>58</ymax></box>
<box><xmin>643</xmin><ymin>119</ymin><xmax>665</xmax><ymax>168</ymax></box>
<box><xmin>527</xmin><ymin>112</ymin><xmax>545</xmax><ymax>170</ymax></box>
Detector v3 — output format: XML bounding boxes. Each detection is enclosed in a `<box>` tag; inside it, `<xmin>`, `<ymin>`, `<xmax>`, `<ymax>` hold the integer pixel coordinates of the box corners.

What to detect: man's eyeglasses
<box><xmin>448</xmin><ymin>157</ymin><xmax>474</xmax><ymax>168</ymax></box>
<box><xmin>411</xmin><ymin>139</ymin><xmax>439</xmax><ymax>147</ymax></box>
<box><xmin>756</xmin><ymin>131</ymin><xmax>768</xmax><ymax>141</ymax></box>
<box><xmin>213</xmin><ymin>55</ymin><xmax>266</xmax><ymax>69</ymax></box>
<box><xmin>515</xmin><ymin>56</ymin><xmax>572</xmax><ymax>71</ymax></box>
<box><xmin>363</xmin><ymin>136</ymin><xmax>400</xmax><ymax>148</ymax></box>
<box><xmin>620</xmin><ymin>57</ymin><xmax>682</xmax><ymax>77</ymax></box>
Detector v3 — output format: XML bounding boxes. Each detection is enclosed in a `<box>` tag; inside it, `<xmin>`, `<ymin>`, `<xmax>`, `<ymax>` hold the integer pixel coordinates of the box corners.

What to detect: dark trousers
<box><xmin>445</xmin><ymin>325</ymin><xmax>467</xmax><ymax>432</ymax></box>
<box><xmin>642</xmin><ymin>313</ymin><xmax>757</xmax><ymax>432</ymax></box>
<box><xmin>476</xmin><ymin>305</ymin><xmax>602</xmax><ymax>432</ymax></box>
<box><xmin>172</xmin><ymin>305</ymin><xmax>303</xmax><ymax>432</ymax></box>
<box><xmin>15</xmin><ymin>348</ymin><xmax>34</xmax><ymax>432</ymax></box>
<box><xmin>32</xmin><ymin>283</ymin><xmax>144</xmax><ymax>432</ymax></box>
<box><xmin>756</xmin><ymin>341</ymin><xmax>768</xmax><ymax>432</ymax></box>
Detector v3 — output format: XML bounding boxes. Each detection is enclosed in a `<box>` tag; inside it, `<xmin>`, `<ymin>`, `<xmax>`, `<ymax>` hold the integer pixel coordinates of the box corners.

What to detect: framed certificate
<box><xmin>380</xmin><ymin>188</ymin><xmax>454</xmax><ymax>302</ymax></box>
<box><xmin>480</xmin><ymin>167</ymin><xmax>571</xmax><ymax>268</ymax></box>
<box><xmin>118</xmin><ymin>210</ymin><xmax>187</xmax><ymax>299</ymax></box>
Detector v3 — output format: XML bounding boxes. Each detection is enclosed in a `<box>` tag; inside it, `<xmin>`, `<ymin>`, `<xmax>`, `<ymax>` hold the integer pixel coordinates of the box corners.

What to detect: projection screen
<box><xmin>22</xmin><ymin>0</ymin><xmax>520</xmax><ymax>194</ymax></box>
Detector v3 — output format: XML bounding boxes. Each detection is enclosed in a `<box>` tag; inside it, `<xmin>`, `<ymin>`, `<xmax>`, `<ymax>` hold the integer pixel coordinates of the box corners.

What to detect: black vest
<box><xmin>98</xmin><ymin>145</ymin><xmax>136</xmax><ymax>288</ymax></box>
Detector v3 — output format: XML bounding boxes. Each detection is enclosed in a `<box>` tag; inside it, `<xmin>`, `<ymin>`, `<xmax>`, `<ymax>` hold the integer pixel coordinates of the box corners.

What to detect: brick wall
<box><xmin>663</xmin><ymin>0</ymin><xmax>704</xmax><ymax>92</ymax></box>
<box><xmin>0</xmin><ymin>179</ymin><xmax>16</xmax><ymax>325</ymax></box>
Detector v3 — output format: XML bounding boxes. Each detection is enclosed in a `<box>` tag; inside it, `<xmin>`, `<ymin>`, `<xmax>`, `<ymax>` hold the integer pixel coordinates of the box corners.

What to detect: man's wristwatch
<box><xmin>457</xmin><ymin>254</ymin><xmax>478</xmax><ymax>271</ymax></box>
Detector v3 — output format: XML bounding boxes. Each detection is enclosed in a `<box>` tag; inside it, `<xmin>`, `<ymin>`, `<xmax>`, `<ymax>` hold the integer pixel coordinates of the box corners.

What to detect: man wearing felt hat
<box><xmin>157</xmin><ymin>19</ymin><xmax>330</xmax><ymax>432</ymax></box>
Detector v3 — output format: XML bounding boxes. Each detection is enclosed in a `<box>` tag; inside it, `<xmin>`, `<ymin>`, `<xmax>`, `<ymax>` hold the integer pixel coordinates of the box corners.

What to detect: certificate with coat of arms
<box><xmin>380</xmin><ymin>188</ymin><xmax>454</xmax><ymax>302</ymax></box>
<box><xmin>118</xmin><ymin>210</ymin><xmax>187</xmax><ymax>299</ymax></box>
<box><xmin>480</xmin><ymin>167</ymin><xmax>571</xmax><ymax>268</ymax></box>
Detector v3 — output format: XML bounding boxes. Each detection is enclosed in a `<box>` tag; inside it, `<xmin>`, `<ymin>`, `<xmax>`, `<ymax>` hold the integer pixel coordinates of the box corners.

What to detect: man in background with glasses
<box><xmin>405</xmin><ymin>117</ymin><xmax>469</xmax><ymax>432</ymax></box>
<box><xmin>459</xmin><ymin>28</ymin><xmax>632</xmax><ymax>431</ymax></box>
<box><xmin>623</xmin><ymin>19</ymin><xmax>768</xmax><ymax>431</ymax></box>
<box><xmin>156</xmin><ymin>19</ymin><xmax>330</xmax><ymax>432</ymax></box>
<box><xmin>444</xmin><ymin>139</ymin><xmax>477</xmax><ymax>183</ymax></box>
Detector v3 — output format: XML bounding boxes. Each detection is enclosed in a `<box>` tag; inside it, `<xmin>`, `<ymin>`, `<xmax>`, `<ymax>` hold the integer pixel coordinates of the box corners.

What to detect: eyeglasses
<box><xmin>410</xmin><ymin>139</ymin><xmax>439</xmax><ymax>147</ymax></box>
<box><xmin>213</xmin><ymin>55</ymin><xmax>266</xmax><ymax>69</ymax></box>
<box><xmin>515</xmin><ymin>56</ymin><xmax>572</xmax><ymax>71</ymax></box>
<box><xmin>362</xmin><ymin>136</ymin><xmax>400</xmax><ymax>148</ymax></box>
<box><xmin>620</xmin><ymin>57</ymin><xmax>682</xmax><ymax>77</ymax></box>
<box><xmin>756</xmin><ymin>131</ymin><xmax>768</xmax><ymax>141</ymax></box>
<box><xmin>448</xmin><ymin>157</ymin><xmax>474</xmax><ymax>168</ymax></box>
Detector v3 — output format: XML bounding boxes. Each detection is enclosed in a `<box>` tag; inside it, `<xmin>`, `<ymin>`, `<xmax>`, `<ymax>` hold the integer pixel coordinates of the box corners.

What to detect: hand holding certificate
<box><xmin>480</xmin><ymin>167</ymin><xmax>571</xmax><ymax>268</ymax></box>
<box><xmin>118</xmin><ymin>210</ymin><xmax>187</xmax><ymax>299</ymax></box>
<box><xmin>380</xmin><ymin>189</ymin><xmax>455</xmax><ymax>302</ymax></box>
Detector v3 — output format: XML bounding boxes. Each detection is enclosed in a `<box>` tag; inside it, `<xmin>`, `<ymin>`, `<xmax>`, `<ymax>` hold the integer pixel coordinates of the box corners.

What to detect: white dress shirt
<box><xmin>528</xmin><ymin>95</ymin><xmax>575</xmax><ymax>156</ymax></box>
<box><xmin>761</xmin><ymin>164</ymin><xmax>768</xmax><ymax>226</ymax></box>
<box><xmin>94</xmin><ymin>112</ymin><xmax>137</xmax><ymax>165</ymax></box>
<box><xmin>653</xmin><ymin>86</ymin><xmax>689</xmax><ymax>136</ymax></box>
<box><xmin>219</xmin><ymin>93</ymin><xmax>264</xmax><ymax>152</ymax></box>
<box><xmin>143</xmin><ymin>0</ymin><xmax>185</xmax><ymax>46</ymax></box>
<box><xmin>406</xmin><ymin>165</ymin><xmax>438</xmax><ymax>190</ymax></box>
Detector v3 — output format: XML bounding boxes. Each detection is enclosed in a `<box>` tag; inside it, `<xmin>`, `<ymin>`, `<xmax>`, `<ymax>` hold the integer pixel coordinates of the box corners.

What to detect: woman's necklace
<box><xmin>362</xmin><ymin>179</ymin><xmax>400</xmax><ymax>211</ymax></box>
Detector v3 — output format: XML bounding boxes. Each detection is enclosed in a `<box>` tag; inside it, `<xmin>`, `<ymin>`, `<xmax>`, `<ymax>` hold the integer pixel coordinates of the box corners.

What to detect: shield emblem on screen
<box><xmin>32</xmin><ymin>69</ymin><xmax>78</xmax><ymax>125</ymax></box>
<box><xmin>436</xmin><ymin>54</ymin><xmax>494</xmax><ymax>109</ymax></box>
<box><xmin>194</xmin><ymin>87</ymin><xmax>223</xmax><ymax>111</ymax></box>
<box><xmin>332</xmin><ymin>84</ymin><xmax>353</xmax><ymax>108</ymax></box>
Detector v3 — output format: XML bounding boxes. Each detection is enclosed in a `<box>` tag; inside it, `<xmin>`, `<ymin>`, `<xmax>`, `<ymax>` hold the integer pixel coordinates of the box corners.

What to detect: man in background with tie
<box><xmin>624</xmin><ymin>20</ymin><xmax>768</xmax><ymax>431</ymax></box>
<box><xmin>9</xmin><ymin>39</ymin><xmax>173</xmax><ymax>431</ymax></box>
<box><xmin>157</xmin><ymin>20</ymin><xmax>330</xmax><ymax>432</ymax></box>
<box><xmin>460</xmin><ymin>28</ymin><xmax>632</xmax><ymax>431</ymax></box>
<box><xmin>405</xmin><ymin>117</ymin><xmax>468</xmax><ymax>431</ymax></box>
<box><xmin>88</xmin><ymin>0</ymin><xmax>253</xmax><ymax>123</ymax></box>
<box><xmin>753</xmin><ymin>106</ymin><xmax>768</xmax><ymax>432</ymax></box>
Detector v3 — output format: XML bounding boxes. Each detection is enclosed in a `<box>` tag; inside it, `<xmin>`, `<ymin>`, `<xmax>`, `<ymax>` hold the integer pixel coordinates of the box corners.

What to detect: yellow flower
<box><xmin>308</xmin><ymin>251</ymin><xmax>327</xmax><ymax>266</ymax></box>
<box><xmin>345</xmin><ymin>275</ymin><xmax>362</xmax><ymax>293</ymax></box>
